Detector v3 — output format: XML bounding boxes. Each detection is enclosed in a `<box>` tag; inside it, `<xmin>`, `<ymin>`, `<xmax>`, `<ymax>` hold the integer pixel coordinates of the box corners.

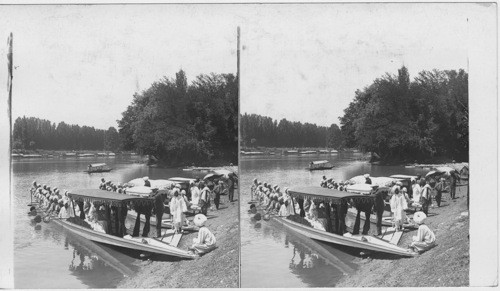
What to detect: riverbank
<box><xmin>337</xmin><ymin>184</ymin><xmax>469</xmax><ymax>287</ymax></box>
<box><xmin>118</xmin><ymin>191</ymin><xmax>239</xmax><ymax>288</ymax></box>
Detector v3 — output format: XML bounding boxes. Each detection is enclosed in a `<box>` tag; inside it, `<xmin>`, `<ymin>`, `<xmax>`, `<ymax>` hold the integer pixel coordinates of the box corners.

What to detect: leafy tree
<box><xmin>118</xmin><ymin>70</ymin><xmax>238</xmax><ymax>166</ymax></box>
<box><xmin>339</xmin><ymin>66</ymin><xmax>468</xmax><ymax>163</ymax></box>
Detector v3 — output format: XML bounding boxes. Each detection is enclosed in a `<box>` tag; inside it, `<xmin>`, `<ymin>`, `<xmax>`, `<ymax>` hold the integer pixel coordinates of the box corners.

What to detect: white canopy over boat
<box><xmin>127</xmin><ymin>178</ymin><xmax>175</xmax><ymax>190</ymax></box>
<box><xmin>346</xmin><ymin>183</ymin><xmax>376</xmax><ymax>195</ymax></box>
<box><xmin>348</xmin><ymin>175</ymin><xmax>397</xmax><ymax>187</ymax></box>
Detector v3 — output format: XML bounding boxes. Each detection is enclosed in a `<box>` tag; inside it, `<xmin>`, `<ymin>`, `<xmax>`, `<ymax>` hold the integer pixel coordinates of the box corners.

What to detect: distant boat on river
<box><xmin>84</xmin><ymin>163</ymin><xmax>112</xmax><ymax>173</ymax></box>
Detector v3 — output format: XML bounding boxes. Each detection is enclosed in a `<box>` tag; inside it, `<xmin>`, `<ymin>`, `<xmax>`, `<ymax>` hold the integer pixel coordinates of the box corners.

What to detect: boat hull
<box><xmin>52</xmin><ymin>218</ymin><xmax>195</xmax><ymax>259</ymax></box>
<box><xmin>308</xmin><ymin>166</ymin><xmax>334</xmax><ymax>171</ymax></box>
<box><xmin>84</xmin><ymin>169</ymin><xmax>112</xmax><ymax>173</ymax></box>
<box><xmin>272</xmin><ymin>216</ymin><xmax>416</xmax><ymax>257</ymax></box>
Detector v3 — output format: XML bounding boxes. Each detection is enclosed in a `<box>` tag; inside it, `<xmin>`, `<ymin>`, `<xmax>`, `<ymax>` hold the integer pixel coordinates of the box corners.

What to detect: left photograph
<box><xmin>2</xmin><ymin>5</ymin><xmax>239</xmax><ymax>288</ymax></box>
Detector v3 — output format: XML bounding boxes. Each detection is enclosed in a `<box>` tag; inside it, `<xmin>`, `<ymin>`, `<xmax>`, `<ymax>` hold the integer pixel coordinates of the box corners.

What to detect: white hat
<box><xmin>193</xmin><ymin>214</ymin><xmax>207</xmax><ymax>227</ymax></box>
<box><xmin>364</xmin><ymin>174</ymin><xmax>370</xmax><ymax>178</ymax></box>
<box><xmin>181</xmin><ymin>190</ymin><xmax>186</xmax><ymax>195</ymax></box>
<box><xmin>143</xmin><ymin>176</ymin><xmax>149</xmax><ymax>181</ymax></box>
<box><xmin>413</xmin><ymin>211</ymin><xmax>427</xmax><ymax>224</ymax></box>
<box><xmin>175</xmin><ymin>184</ymin><xmax>181</xmax><ymax>189</ymax></box>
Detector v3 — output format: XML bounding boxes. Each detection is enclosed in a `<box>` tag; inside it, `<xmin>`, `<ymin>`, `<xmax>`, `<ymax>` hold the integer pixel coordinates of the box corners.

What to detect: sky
<box><xmin>0</xmin><ymin>3</ymin><xmax>487</xmax><ymax>129</ymax></box>
<box><xmin>240</xmin><ymin>3</ymin><xmax>475</xmax><ymax>127</ymax></box>
<box><xmin>0</xmin><ymin>5</ymin><xmax>239</xmax><ymax>129</ymax></box>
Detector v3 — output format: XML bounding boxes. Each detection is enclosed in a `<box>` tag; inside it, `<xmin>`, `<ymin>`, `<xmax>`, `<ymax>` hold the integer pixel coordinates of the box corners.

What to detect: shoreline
<box><xmin>336</xmin><ymin>185</ymin><xmax>469</xmax><ymax>287</ymax></box>
<box><xmin>118</xmin><ymin>191</ymin><xmax>239</xmax><ymax>288</ymax></box>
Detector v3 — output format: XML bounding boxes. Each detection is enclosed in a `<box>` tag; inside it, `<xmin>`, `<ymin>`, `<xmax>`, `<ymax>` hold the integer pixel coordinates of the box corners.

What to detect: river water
<box><xmin>13</xmin><ymin>156</ymin><xmax>204</xmax><ymax>289</ymax></box>
<box><xmin>239</xmin><ymin>153</ymin><xmax>429</xmax><ymax>288</ymax></box>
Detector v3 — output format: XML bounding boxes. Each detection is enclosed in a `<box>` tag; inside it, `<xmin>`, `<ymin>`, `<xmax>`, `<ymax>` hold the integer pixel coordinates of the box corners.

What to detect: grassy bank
<box><xmin>337</xmin><ymin>184</ymin><xmax>469</xmax><ymax>287</ymax></box>
<box><xmin>118</xmin><ymin>191</ymin><xmax>239</xmax><ymax>288</ymax></box>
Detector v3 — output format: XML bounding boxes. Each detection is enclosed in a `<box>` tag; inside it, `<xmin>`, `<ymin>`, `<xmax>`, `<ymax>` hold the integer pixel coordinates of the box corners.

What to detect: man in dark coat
<box><xmin>352</xmin><ymin>199</ymin><xmax>373</xmax><ymax>235</ymax></box>
<box><xmin>152</xmin><ymin>191</ymin><xmax>165</xmax><ymax>237</ymax></box>
<box><xmin>374</xmin><ymin>188</ymin><xmax>388</xmax><ymax>236</ymax></box>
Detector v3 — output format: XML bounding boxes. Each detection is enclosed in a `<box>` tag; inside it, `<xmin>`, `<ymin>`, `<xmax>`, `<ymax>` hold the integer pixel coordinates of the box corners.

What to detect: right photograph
<box><xmin>239</xmin><ymin>3</ymin><xmax>471</xmax><ymax>288</ymax></box>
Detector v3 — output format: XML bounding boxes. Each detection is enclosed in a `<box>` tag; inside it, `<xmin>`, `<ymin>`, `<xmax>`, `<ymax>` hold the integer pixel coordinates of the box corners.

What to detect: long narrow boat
<box><xmin>307</xmin><ymin>160</ymin><xmax>334</xmax><ymax>171</ymax></box>
<box><xmin>55</xmin><ymin>189</ymin><xmax>196</xmax><ymax>259</ymax></box>
<box><xmin>84</xmin><ymin>163</ymin><xmax>112</xmax><ymax>173</ymax></box>
<box><xmin>281</xmin><ymin>186</ymin><xmax>417</xmax><ymax>257</ymax></box>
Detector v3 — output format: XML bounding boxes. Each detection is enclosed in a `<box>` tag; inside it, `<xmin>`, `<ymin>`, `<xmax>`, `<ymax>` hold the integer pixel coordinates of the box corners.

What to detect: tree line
<box><xmin>12</xmin><ymin>116</ymin><xmax>120</xmax><ymax>151</ymax></box>
<box><xmin>240</xmin><ymin>113</ymin><xmax>343</xmax><ymax>149</ymax></box>
<box><xmin>118</xmin><ymin>70</ymin><xmax>238</xmax><ymax>166</ymax></box>
<box><xmin>340</xmin><ymin>66</ymin><xmax>468</xmax><ymax>163</ymax></box>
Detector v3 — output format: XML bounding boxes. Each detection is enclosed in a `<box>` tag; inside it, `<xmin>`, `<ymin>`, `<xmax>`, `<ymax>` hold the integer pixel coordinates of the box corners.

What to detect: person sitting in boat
<box><xmin>58</xmin><ymin>200</ymin><xmax>71</xmax><ymax>219</ymax></box>
<box><xmin>143</xmin><ymin>176</ymin><xmax>151</xmax><ymax>187</ymax></box>
<box><xmin>249</xmin><ymin>203</ymin><xmax>257</xmax><ymax>214</ymax></box>
<box><xmin>251</xmin><ymin>178</ymin><xmax>259</xmax><ymax>200</ymax></box>
<box><xmin>320</xmin><ymin>176</ymin><xmax>328</xmax><ymax>188</ymax></box>
<box><xmin>305</xmin><ymin>201</ymin><xmax>326</xmax><ymax>231</ymax></box>
<box><xmin>390</xmin><ymin>187</ymin><xmax>408</xmax><ymax>231</ymax></box>
<box><xmin>283</xmin><ymin>188</ymin><xmax>295</xmax><ymax>215</ymax></box>
<box><xmin>28</xmin><ymin>206</ymin><xmax>37</xmax><ymax>216</ymax></box>
<box><xmin>409</xmin><ymin>211</ymin><xmax>436</xmax><ymax>253</ymax></box>
<box><xmin>170</xmin><ymin>188</ymin><xmax>188</xmax><ymax>234</ymax></box>
<box><xmin>86</xmin><ymin>204</ymin><xmax>107</xmax><ymax>233</ymax></box>
<box><xmin>189</xmin><ymin>214</ymin><xmax>216</xmax><ymax>256</ymax></box>
<box><xmin>278</xmin><ymin>199</ymin><xmax>289</xmax><ymax>217</ymax></box>
<box><xmin>364</xmin><ymin>174</ymin><xmax>372</xmax><ymax>184</ymax></box>
<box><xmin>99</xmin><ymin>178</ymin><xmax>106</xmax><ymax>190</ymax></box>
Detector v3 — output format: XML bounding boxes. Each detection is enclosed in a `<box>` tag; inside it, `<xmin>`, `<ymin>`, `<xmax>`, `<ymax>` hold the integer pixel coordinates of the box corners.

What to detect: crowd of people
<box><xmin>250</xmin><ymin>170</ymin><xmax>461</xmax><ymax>254</ymax></box>
<box><xmin>29</xmin><ymin>177</ymin><xmax>220</xmax><ymax>256</ymax></box>
<box><xmin>249</xmin><ymin>178</ymin><xmax>350</xmax><ymax>235</ymax></box>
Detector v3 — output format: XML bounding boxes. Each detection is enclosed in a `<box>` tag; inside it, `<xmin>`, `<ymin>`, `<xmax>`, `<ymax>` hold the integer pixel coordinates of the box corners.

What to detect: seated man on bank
<box><xmin>409</xmin><ymin>211</ymin><xmax>436</xmax><ymax>253</ymax></box>
<box><xmin>189</xmin><ymin>214</ymin><xmax>216</xmax><ymax>256</ymax></box>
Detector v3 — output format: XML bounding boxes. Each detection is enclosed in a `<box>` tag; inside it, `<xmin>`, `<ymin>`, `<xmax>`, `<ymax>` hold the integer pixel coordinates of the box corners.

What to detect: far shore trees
<box><xmin>12</xmin><ymin>116</ymin><xmax>118</xmax><ymax>151</ymax></box>
<box><xmin>240</xmin><ymin>113</ymin><xmax>342</xmax><ymax>149</ymax></box>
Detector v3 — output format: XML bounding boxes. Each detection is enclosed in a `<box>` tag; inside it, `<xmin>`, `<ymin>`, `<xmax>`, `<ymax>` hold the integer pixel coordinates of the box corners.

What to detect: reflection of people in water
<box><xmin>289</xmin><ymin>244</ymin><xmax>319</xmax><ymax>270</ymax></box>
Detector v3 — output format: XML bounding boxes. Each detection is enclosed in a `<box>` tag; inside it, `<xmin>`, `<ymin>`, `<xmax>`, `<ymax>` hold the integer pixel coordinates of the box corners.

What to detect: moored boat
<box><xmin>299</xmin><ymin>150</ymin><xmax>317</xmax><ymax>155</ymax></box>
<box><xmin>308</xmin><ymin>160</ymin><xmax>334</xmax><ymax>171</ymax></box>
<box><xmin>84</xmin><ymin>163</ymin><xmax>112</xmax><ymax>173</ymax></box>
<box><xmin>55</xmin><ymin>189</ymin><xmax>196</xmax><ymax>259</ymax></box>
<box><xmin>280</xmin><ymin>186</ymin><xmax>417</xmax><ymax>257</ymax></box>
<box><xmin>78</xmin><ymin>153</ymin><xmax>95</xmax><ymax>158</ymax></box>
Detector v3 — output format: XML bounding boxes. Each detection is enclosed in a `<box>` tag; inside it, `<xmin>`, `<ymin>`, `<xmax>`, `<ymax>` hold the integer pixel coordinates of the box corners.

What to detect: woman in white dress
<box><xmin>390</xmin><ymin>187</ymin><xmax>408</xmax><ymax>231</ymax></box>
<box><xmin>170</xmin><ymin>188</ymin><xmax>188</xmax><ymax>233</ymax></box>
<box><xmin>190</xmin><ymin>181</ymin><xmax>200</xmax><ymax>206</ymax></box>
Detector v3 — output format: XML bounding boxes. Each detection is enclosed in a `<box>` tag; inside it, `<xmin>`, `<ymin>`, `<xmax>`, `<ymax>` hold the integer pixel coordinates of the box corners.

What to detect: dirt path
<box><xmin>337</xmin><ymin>184</ymin><xmax>469</xmax><ymax>287</ymax></box>
<box><xmin>118</xmin><ymin>191</ymin><xmax>239</xmax><ymax>288</ymax></box>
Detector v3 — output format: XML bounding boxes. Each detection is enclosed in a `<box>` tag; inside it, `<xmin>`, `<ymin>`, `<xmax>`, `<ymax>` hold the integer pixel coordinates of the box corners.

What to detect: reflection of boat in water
<box><xmin>63</xmin><ymin>231</ymin><xmax>136</xmax><ymax>278</ymax></box>
<box><xmin>287</xmin><ymin>234</ymin><xmax>356</xmax><ymax>287</ymax></box>
<box><xmin>275</xmin><ymin>187</ymin><xmax>416</xmax><ymax>257</ymax></box>
<box><xmin>281</xmin><ymin>229</ymin><xmax>355</xmax><ymax>275</ymax></box>
<box><xmin>51</xmin><ymin>189</ymin><xmax>195</xmax><ymax>259</ymax></box>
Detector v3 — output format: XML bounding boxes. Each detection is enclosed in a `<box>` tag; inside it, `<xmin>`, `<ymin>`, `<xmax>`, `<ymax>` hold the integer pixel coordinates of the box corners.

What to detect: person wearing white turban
<box><xmin>189</xmin><ymin>214</ymin><xmax>216</xmax><ymax>255</ymax></box>
<box><xmin>409</xmin><ymin>212</ymin><xmax>436</xmax><ymax>253</ymax></box>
